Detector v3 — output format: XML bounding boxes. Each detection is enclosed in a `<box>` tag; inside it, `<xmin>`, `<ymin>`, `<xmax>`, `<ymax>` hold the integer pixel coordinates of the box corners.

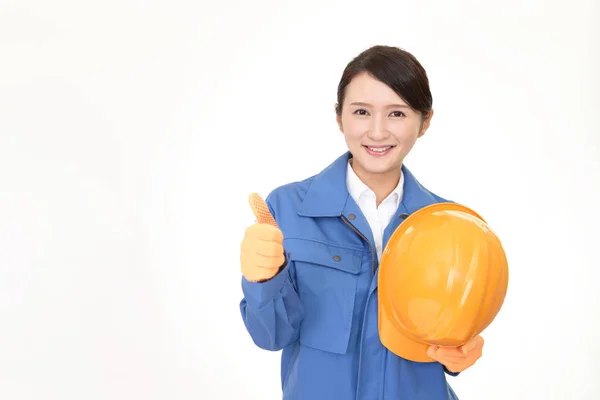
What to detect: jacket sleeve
<box><xmin>444</xmin><ymin>366</ymin><xmax>460</xmax><ymax>377</ymax></box>
<box><xmin>238</xmin><ymin>193</ymin><xmax>305</xmax><ymax>351</ymax></box>
<box><xmin>239</xmin><ymin>259</ymin><xmax>304</xmax><ymax>351</ymax></box>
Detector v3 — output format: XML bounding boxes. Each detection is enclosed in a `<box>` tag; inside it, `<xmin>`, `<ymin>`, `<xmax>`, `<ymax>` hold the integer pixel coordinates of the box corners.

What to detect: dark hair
<box><xmin>335</xmin><ymin>45</ymin><xmax>433</xmax><ymax>116</ymax></box>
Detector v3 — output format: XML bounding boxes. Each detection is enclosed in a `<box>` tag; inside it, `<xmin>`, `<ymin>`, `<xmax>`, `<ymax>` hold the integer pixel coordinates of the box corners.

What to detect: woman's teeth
<box><xmin>364</xmin><ymin>145</ymin><xmax>394</xmax><ymax>156</ymax></box>
<box><xmin>368</xmin><ymin>146</ymin><xmax>392</xmax><ymax>152</ymax></box>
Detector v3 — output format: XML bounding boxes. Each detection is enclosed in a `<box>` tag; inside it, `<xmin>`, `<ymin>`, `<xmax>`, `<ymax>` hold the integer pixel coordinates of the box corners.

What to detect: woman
<box><xmin>239</xmin><ymin>45</ymin><xmax>484</xmax><ymax>400</ymax></box>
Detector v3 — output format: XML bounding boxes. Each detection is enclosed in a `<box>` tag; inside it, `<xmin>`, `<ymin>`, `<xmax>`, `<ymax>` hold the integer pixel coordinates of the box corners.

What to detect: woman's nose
<box><xmin>368</xmin><ymin>116</ymin><xmax>391</xmax><ymax>140</ymax></box>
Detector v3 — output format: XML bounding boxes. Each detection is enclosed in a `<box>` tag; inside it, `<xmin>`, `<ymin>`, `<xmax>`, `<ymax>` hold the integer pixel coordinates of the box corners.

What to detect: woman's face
<box><xmin>336</xmin><ymin>72</ymin><xmax>433</xmax><ymax>182</ymax></box>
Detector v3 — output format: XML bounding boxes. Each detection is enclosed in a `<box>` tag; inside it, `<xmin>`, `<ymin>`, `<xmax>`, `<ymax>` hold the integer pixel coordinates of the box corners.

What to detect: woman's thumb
<box><xmin>248</xmin><ymin>192</ymin><xmax>278</xmax><ymax>227</ymax></box>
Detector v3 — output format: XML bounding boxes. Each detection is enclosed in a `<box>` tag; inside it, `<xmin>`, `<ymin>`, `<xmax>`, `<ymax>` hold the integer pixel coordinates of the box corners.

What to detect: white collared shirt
<box><xmin>346</xmin><ymin>161</ymin><xmax>404</xmax><ymax>261</ymax></box>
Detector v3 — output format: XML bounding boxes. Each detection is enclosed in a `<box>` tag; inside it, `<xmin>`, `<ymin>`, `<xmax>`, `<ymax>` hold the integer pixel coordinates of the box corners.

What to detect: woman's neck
<box><xmin>350</xmin><ymin>159</ymin><xmax>401</xmax><ymax>207</ymax></box>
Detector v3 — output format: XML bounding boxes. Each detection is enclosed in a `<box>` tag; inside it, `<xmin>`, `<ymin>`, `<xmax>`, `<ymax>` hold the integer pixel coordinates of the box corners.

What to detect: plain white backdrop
<box><xmin>1</xmin><ymin>0</ymin><xmax>599</xmax><ymax>399</ymax></box>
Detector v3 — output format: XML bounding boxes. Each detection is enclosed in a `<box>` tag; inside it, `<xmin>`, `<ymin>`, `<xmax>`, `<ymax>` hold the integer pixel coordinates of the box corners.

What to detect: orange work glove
<box><xmin>240</xmin><ymin>192</ymin><xmax>286</xmax><ymax>282</ymax></box>
<box><xmin>426</xmin><ymin>335</ymin><xmax>484</xmax><ymax>373</ymax></box>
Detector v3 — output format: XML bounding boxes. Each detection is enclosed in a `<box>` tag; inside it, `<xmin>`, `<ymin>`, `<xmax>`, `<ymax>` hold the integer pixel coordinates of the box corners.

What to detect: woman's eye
<box><xmin>390</xmin><ymin>111</ymin><xmax>405</xmax><ymax>117</ymax></box>
<box><xmin>354</xmin><ymin>109</ymin><xmax>369</xmax><ymax>116</ymax></box>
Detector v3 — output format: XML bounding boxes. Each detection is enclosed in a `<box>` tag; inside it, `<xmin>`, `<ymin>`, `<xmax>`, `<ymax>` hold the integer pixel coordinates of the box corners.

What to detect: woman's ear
<box><xmin>418</xmin><ymin>109</ymin><xmax>434</xmax><ymax>138</ymax></box>
<box><xmin>335</xmin><ymin>103</ymin><xmax>343</xmax><ymax>132</ymax></box>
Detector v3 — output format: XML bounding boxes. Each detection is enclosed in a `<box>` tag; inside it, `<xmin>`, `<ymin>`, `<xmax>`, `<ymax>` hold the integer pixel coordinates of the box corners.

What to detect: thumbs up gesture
<box><xmin>240</xmin><ymin>193</ymin><xmax>286</xmax><ymax>282</ymax></box>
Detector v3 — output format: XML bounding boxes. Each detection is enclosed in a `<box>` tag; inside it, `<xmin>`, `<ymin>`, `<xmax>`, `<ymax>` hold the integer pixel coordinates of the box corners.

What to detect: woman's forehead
<box><xmin>344</xmin><ymin>74</ymin><xmax>408</xmax><ymax>106</ymax></box>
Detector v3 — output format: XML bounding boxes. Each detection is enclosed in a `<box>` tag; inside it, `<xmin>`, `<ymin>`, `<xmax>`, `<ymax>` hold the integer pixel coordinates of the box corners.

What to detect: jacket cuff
<box><xmin>241</xmin><ymin>257</ymin><xmax>290</xmax><ymax>305</ymax></box>
<box><xmin>444</xmin><ymin>366</ymin><xmax>460</xmax><ymax>377</ymax></box>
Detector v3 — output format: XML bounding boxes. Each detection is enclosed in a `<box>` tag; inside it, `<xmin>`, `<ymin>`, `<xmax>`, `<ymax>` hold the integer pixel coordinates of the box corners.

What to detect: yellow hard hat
<box><xmin>378</xmin><ymin>202</ymin><xmax>509</xmax><ymax>362</ymax></box>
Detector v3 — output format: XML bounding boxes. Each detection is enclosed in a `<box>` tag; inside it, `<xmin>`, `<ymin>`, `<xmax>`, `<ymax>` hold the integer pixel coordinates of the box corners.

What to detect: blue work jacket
<box><xmin>240</xmin><ymin>152</ymin><xmax>460</xmax><ymax>399</ymax></box>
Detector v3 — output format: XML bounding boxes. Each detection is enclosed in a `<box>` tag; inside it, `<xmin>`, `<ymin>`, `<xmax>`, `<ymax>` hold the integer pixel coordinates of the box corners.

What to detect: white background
<box><xmin>1</xmin><ymin>0</ymin><xmax>599</xmax><ymax>399</ymax></box>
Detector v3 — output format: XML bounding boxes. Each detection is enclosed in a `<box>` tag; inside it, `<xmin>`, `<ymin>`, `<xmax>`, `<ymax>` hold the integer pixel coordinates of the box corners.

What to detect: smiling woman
<box><xmin>238</xmin><ymin>45</ymin><xmax>472</xmax><ymax>400</ymax></box>
<box><xmin>335</xmin><ymin>55</ymin><xmax>434</xmax><ymax>206</ymax></box>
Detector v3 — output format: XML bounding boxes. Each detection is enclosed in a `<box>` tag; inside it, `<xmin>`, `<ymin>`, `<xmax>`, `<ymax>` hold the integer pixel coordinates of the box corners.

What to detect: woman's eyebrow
<box><xmin>349</xmin><ymin>101</ymin><xmax>410</xmax><ymax>108</ymax></box>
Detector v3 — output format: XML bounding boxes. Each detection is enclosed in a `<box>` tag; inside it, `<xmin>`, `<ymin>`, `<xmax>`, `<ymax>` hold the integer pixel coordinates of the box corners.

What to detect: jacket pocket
<box><xmin>285</xmin><ymin>238</ymin><xmax>364</xmax><ymax>355</ymax></box>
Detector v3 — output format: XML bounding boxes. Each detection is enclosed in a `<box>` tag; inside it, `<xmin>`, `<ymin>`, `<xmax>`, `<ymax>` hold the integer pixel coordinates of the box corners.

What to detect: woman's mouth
<box><xmin>364</xmin><ymin>145</ymin><xmax>395</xmax><ymax>156</ymax></box>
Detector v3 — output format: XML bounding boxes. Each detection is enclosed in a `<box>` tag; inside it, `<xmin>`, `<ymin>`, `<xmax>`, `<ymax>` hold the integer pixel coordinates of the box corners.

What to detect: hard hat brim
<box><xmin>378</xmin><ymin>301</ymin><xmax>436</xmax><ymax>362</ymax></box>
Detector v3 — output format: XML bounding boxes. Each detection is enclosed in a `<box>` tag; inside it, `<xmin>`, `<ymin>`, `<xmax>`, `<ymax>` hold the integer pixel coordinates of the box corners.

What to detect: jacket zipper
<box><xmin>341</xmin><ymin>215</ymin><xmax>375</xmax><ymax>276</ymax></box>
<box><xmin>341</xmin><ymin>215</ymin><xmax>377</xmax><ymax>399</ymax></box>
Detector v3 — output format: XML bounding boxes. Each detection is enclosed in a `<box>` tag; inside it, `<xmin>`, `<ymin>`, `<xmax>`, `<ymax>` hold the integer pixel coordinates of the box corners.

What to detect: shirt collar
<box><xmin>345</xmin><ymin>159</ymin><xmax>404</xmax><ymax>207</ymax></box>
<box><xmin>296</xmin><ymin>151</ymin><xmax>442</xmax><ymax>218</ymax></box>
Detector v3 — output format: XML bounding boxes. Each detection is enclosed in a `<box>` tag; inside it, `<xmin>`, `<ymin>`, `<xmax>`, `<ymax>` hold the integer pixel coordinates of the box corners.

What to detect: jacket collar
<box><xmin>297</xmin><ymin>151</ymin><xmax>441</xmax><ymax>218</ymax></box>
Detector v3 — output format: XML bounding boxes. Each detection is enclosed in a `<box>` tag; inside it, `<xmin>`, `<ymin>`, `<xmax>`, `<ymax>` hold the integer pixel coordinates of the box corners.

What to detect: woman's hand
<box><xmin>426</xmin><ymin>335</ymin><xmax>484</xmax><ymax>373</ymax></box>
